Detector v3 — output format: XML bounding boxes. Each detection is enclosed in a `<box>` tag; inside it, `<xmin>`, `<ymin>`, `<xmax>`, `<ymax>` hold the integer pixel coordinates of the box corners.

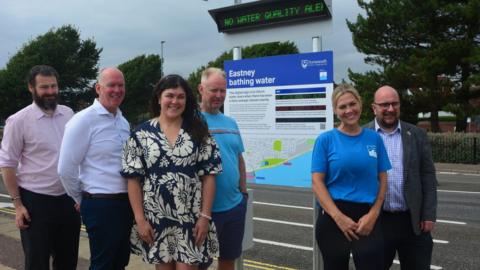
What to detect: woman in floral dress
<box><xmin>121</xmin><ymin>74</ymin><xmax>222</xmax><ymax>269</ymax></box>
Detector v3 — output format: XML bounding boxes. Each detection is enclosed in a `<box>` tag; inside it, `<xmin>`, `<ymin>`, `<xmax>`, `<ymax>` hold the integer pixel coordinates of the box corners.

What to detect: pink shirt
<box><xmin>0</xmin><ymin>103</ymin><xmax>74</xmax><ymax>196</ymax></box>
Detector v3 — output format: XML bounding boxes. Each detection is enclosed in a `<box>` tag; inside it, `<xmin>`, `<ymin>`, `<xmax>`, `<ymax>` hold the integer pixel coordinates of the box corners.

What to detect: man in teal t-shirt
<box><xmin>198</xmin><ymin>67</ymin><xmax>247</xmax><ymax>270</ymax></box>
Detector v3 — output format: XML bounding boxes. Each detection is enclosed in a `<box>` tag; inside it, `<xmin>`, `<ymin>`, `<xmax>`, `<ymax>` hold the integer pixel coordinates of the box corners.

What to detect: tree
<box><xmin>118</xmin><ymin>54</ymin><xmax>162</xmax><ymax>125</ymax></box>
<box><xmin>0</xmin><ymin>25</ymin><xmax>101</xmax><ymax>120</ymax></box>
<box><xmin>347</xmin><ymin>0</ymin><xmax>480</xmax><ymax>132</ymax></box>
<box><xmin>188</xmin><ymin>41</ymin><xmax>299</xmax><ymax>91</ymax></box>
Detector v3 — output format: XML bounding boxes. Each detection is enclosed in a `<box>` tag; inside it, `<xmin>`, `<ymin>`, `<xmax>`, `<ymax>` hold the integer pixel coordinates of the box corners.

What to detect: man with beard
<box><xmin>58</xmin><ymin>67</ymin><xmax>133</xmax><ymax>269</ymax></box>
<box><xmin>365</xmin><ymin>85</ymin><xmax>437</xmax><ymax>270</ymax></box>
<box><xmin>0</xmin><ymin>65</ymin><xmax>80</xmax><ymax>270</ymax></box>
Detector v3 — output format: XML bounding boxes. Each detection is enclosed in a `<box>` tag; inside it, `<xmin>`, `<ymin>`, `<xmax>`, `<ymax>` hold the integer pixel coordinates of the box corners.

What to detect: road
<box><xmin>1</xmin><ymin>172</ymin><xmax>479</xmax><ymax>270</ymax></box>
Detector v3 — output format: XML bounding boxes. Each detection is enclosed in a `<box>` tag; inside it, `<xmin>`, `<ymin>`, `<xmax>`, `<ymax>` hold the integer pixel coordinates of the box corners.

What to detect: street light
<box><xmin>160</xmin><ymin>40</ymin><xmax>166</xmax><ymax>77</ymax></box>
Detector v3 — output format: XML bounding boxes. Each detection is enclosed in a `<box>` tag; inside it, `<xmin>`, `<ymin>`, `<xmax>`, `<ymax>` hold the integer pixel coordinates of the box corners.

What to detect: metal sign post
<box><xmin>311</xmin><ymin>35</ymin><xmax>323</xmax><ymax>270</ymax></box>
<box><xmin>204</xmin><ymin>1</ymin><xmax>333</xmax><ymax>269</ymax></box>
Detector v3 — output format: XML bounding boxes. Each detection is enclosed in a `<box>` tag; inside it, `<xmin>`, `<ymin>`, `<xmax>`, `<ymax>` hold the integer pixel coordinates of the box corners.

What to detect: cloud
<box><xmin>0</xmin><ymin>0</ymin><xmax>372</xmax><ymax>81</ymax></box>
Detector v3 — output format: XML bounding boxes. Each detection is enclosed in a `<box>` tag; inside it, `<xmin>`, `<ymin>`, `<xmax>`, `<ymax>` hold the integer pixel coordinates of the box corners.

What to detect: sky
<box><xmin>0</xmin><ymin>0</ymin><xmax>372</xmax><ymax>82</ymax></box>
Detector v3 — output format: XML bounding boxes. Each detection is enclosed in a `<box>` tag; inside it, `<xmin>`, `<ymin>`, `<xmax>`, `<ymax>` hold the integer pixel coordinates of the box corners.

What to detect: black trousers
<box><xmin>315</xmin><ymin>200</ymin><xmax>384</xmax><ymax>270</ymax></box>
<box><xmin>19</xmin><ymin>187</ymin><xmax>81</xmax><ymax>270</ymax></box>
<box><xmin>382</xmin><ymin>211</ymin><xmax>433</xmax><ymax>270</ymax></box>
<box><xmin>80</xmin><ymin>195</ymin><xmax>133</xmax><ymax>270</ymax></box>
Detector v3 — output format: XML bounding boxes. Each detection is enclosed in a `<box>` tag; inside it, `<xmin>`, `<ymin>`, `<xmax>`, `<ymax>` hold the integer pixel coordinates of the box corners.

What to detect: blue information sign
<box><xmin>224</xmin><ymin>51</ymin><xmax>334</xmax><ymax>188</ymax></box>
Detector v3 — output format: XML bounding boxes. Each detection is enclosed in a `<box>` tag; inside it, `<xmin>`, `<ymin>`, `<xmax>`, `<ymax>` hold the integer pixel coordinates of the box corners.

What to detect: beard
<box><xmin>377</xmin><ymin>113</ymin><xmax>399</xmax><ymax>129</ymax></box>
<box><xmin>33</xmin><ymin>90</ymin><xmax>58</xmax><ymax>111</ymax></box>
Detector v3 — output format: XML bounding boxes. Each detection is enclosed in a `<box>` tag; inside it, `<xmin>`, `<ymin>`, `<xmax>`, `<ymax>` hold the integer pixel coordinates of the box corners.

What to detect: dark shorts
<box><xmin>214</xmin><ymin>196</ymin><xmax>247</xmax><ymax>260</ymax></box>
<box><xmin>199</xmin><ymin>197</ymin><xmax>247</xmax><ymax>269</ymax></box>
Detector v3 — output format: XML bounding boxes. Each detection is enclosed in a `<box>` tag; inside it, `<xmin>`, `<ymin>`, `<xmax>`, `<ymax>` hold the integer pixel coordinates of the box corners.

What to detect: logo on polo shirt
<box><xmin>367</xmin><ymin>145</ymin><xmax>377</xmax><ymax>158</ymax></box>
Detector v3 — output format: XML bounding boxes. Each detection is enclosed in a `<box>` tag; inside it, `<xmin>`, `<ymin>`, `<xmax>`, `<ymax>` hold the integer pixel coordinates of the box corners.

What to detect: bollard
<box><xmin>235</xmin><ymin>189</ymin><xmax>254</xmax><ymax>270</ymax></box>
<box><xmin>313</xmin><ymin>195</ymin><xmax>323</xmax><ymax>270</ymax></box>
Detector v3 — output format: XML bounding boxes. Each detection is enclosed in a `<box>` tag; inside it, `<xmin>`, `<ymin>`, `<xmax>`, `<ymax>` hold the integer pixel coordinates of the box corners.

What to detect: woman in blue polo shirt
<box><xmin>311</xmin><ymin>84</ymin><xmax>391</xmax><ymax>270</ymax></box>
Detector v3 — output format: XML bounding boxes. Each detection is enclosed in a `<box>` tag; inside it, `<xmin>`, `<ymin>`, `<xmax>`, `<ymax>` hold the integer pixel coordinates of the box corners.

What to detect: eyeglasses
<box><xmin>373</xmin><ymin>102</ymin><xmax>400</xmax><ymax>109</ymax></box>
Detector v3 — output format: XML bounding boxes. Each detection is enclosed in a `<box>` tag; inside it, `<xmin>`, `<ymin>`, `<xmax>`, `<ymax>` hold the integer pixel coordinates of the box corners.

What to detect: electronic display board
<box><xmin>209</xmin><ymin>0</ymin><xmax>331</xmax><ymax>33</ymax></box>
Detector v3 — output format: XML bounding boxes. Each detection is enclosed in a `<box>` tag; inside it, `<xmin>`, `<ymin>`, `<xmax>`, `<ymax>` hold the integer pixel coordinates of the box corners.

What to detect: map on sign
<box><xmin>224</xmin><ymin>52</ymin><xmax>334</xmax><ymax>188</ymax></box>
<box><xmin>243</xmin><ymin>136</ymin><xmax>315</xmax><ymax>187</ymax></box>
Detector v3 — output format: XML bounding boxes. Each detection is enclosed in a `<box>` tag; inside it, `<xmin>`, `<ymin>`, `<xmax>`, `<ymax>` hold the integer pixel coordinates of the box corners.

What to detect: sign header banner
<box><xmin>225</xmin><ymin>51</ymin><xmax>333</xmax><ymax>89</ymax></box>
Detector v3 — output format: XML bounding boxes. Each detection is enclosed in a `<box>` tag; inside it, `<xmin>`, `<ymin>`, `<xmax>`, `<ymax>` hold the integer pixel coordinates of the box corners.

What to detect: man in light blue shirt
<box><xmin>366</xmin><ymin>85</ymin><xmax>437</xmax><ymax>270</ymax></box>
<box><xmin>58</xmin><ymin>67</ymin><xmax>133</xmax><ymax>270</ymax></box>
<box><xmin>198</xmin><ymin>67</ymin><xmax>247</xmax><ymax>270</ymax></box>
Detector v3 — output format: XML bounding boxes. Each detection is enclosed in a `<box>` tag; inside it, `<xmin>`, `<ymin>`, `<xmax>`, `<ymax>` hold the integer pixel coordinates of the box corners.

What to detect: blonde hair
<box><xmin>200</xmin><ymin>67</ymin><xmax>225</xmax><ymax>84</ymax></box>
<box><xmin>332</xmin><ymin>83</ymin><xmax>362</xmax><ymax>109</ymax></box>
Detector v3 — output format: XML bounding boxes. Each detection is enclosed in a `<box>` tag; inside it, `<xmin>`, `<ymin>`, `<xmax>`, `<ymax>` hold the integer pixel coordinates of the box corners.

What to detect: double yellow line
<box><xmin>0</xmin><ymin>207</ymin><xmax>298</xmax><ymax>270</ymax></box>
<box><xmin>0</xmin><ymin>207</ymin><xmax>15</xmax><ymax>216</ymax></box>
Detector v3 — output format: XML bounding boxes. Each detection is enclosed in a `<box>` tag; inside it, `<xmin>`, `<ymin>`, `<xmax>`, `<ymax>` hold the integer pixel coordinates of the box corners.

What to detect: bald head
<box><xmin>95</xmin><ymin>67</ymin><xmax>125</xmax><ymax>114</ymax></box>
<box><xmin>372</xmin><ymin>85</ymin><xmax>401</xmax><ymax>131</ymax></box>
<box><xmin>97</xmin><ymin>67</ymin><xmax>124</xmax><ymax>85</ymax></box>
<box><xmin>374</xmin><ymin>85</ymin><xmax>400</xmax><ymax>103</ymax></box>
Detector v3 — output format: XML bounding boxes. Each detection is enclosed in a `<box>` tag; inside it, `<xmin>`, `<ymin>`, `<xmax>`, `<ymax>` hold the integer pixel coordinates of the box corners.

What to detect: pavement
<box><xmin>0</xmin><ymin>212</ymin><xmax>218</xmax><ymax>270</ymax></box>
<box><xmin>0</xmin><ymin>162</ymin><xmax>478</xmax><ymax>270</ymax></box>
<box><xmin>434</xmin><ymin>162</ymin><xmax>480</xmax><ymax>174</ymax></box>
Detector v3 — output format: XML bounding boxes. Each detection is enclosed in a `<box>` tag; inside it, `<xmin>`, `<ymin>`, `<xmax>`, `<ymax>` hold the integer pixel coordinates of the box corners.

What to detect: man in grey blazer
<box><xmin>366</xmin><ymin>85</ymin><xmax>437</xmax><ymax>270</ymax></box>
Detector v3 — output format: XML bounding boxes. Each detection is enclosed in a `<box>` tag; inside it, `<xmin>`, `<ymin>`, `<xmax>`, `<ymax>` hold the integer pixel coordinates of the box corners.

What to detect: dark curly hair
<box><xmin>149</xmin><ymin>74</ymin><xmax>209</xmax><ymax>143</ymax></box>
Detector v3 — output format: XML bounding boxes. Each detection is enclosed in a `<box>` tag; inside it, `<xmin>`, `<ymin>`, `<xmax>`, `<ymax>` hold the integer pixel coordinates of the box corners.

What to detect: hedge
<box><xmin>428</xmin><ymin>133</ymin><xmax>480</xmax><ymax>164</ymax></box>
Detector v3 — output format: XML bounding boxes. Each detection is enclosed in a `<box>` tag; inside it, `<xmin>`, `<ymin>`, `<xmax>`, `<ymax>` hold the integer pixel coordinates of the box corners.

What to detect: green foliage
<box><xmin>428</xmin><ymin>132</ymin><xmax>480</xmax><ymax>164</ymax></box>
<box><xmin>187</xmin><ymin>41</ymin><xmax>299</xmax><ymax>91</ymax></box>
<box><xmin>118</xmin><ymin>54</ymin><xmax>162</xmax><ymax>125</ymax></box>
<box><xmin>0</xmin><ymin>25</ymin><xmax>101</xmax><ymax>120</ymax></box>
<box><xmin>348</xmin><ymin>0</ymin><xmax>480</xmax><ymax>132</ymax></box>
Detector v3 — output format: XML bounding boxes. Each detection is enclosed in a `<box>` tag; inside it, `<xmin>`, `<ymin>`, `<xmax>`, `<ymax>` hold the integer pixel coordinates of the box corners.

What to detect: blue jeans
<box><xmin>81</xmin><ymin>196</ymin><xmax>133</xmax><ymax>270</ymax></box>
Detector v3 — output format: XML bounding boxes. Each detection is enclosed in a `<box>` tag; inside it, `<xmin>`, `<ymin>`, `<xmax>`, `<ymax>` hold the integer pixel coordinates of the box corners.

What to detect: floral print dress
<box><xmin>121</xmin><ymin>119</ymin><xmax>222</xmax><ymax>265</ymax></box>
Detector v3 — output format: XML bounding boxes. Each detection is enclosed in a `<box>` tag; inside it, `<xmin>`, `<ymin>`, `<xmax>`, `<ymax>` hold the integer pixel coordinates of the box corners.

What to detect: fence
<box><xmin>429</xmin><ymin>133</ymin><xmax>479</xmax><ymax>164</ymax></box>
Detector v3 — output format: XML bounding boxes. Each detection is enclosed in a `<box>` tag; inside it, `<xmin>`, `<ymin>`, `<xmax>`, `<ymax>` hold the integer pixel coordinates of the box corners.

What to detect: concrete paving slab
<box><xmin>0</xmin><ymin>213</ymin><xmax>216</xmax><ymax>270</ymax></box>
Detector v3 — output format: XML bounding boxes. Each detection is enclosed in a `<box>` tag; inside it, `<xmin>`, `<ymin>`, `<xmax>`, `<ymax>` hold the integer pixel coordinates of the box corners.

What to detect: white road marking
<box><xmin>253</xmin><ymin>217</ymin><xmax>313</xmax><ymax>228</ymax></box>
<box><xmin>438</xmin><ymin>172</ymin><xmax>458</xmax><ymax>175</ymax></box>
<box><xmin>0</xmin><ymin>202</ymin><xmax>13</xmax><ymax>208</ymax></box>
<box><xmin>0</xmin><ymin>194</ymin><xmax>10</xmax><ymax>199</ymax></box>
<box><xmin>253</xmin><ymin>201</ymin><xmax>313</xmax><ymax>210</ymax></box>
<box><xmin>438</xmin><ymin>171</ymin><xmax>479</xmax><ymax>176</ymax></box>
<box><xmin>393</xmin><ymin>259</ymin><xmax>443</xmax><ymax>270</ymax></box>
<box><xmin>254</xmin><ymin>215</ymin><xmax>449</xmax><ymax>244</ymax></box>
<box><xmin>437</xmin><ymin>219</ymin><xmax>466</xmax><ymax>225</ymax></box>
<box><xmin>253</xmin><ymin>238</ymin><xmax>313</xmax><ymax>251</ymax></box>
<box><xmin>433</xmin><ymin>239</ymin><xmax>449</xmax><ymax>244</ymax></box>
<box><xmin>438</xmin><ymin>189</ymin><xmax>480</xmax><ymax>195</ymax></box>
<box><xmin>255</xmin><ymin>216</ymin><xmax>466</xmax><ymax>227</ymax></box>
<box><xmin>254</xmin><ymin>237</ymin><xmax>447</xmax><ymax>256</ymax></box>
<box><xmin>254</xmin><ymin>201</ymin><xmax>467</xmax><ymax>225</ymax></box>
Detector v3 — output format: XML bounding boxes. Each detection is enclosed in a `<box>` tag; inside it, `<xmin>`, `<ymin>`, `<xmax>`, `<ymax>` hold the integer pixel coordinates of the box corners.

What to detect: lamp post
<box><xmin>160</xmin><ymin>40</ymin><xmax>166</xmax><ymax>77</ymax></box>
